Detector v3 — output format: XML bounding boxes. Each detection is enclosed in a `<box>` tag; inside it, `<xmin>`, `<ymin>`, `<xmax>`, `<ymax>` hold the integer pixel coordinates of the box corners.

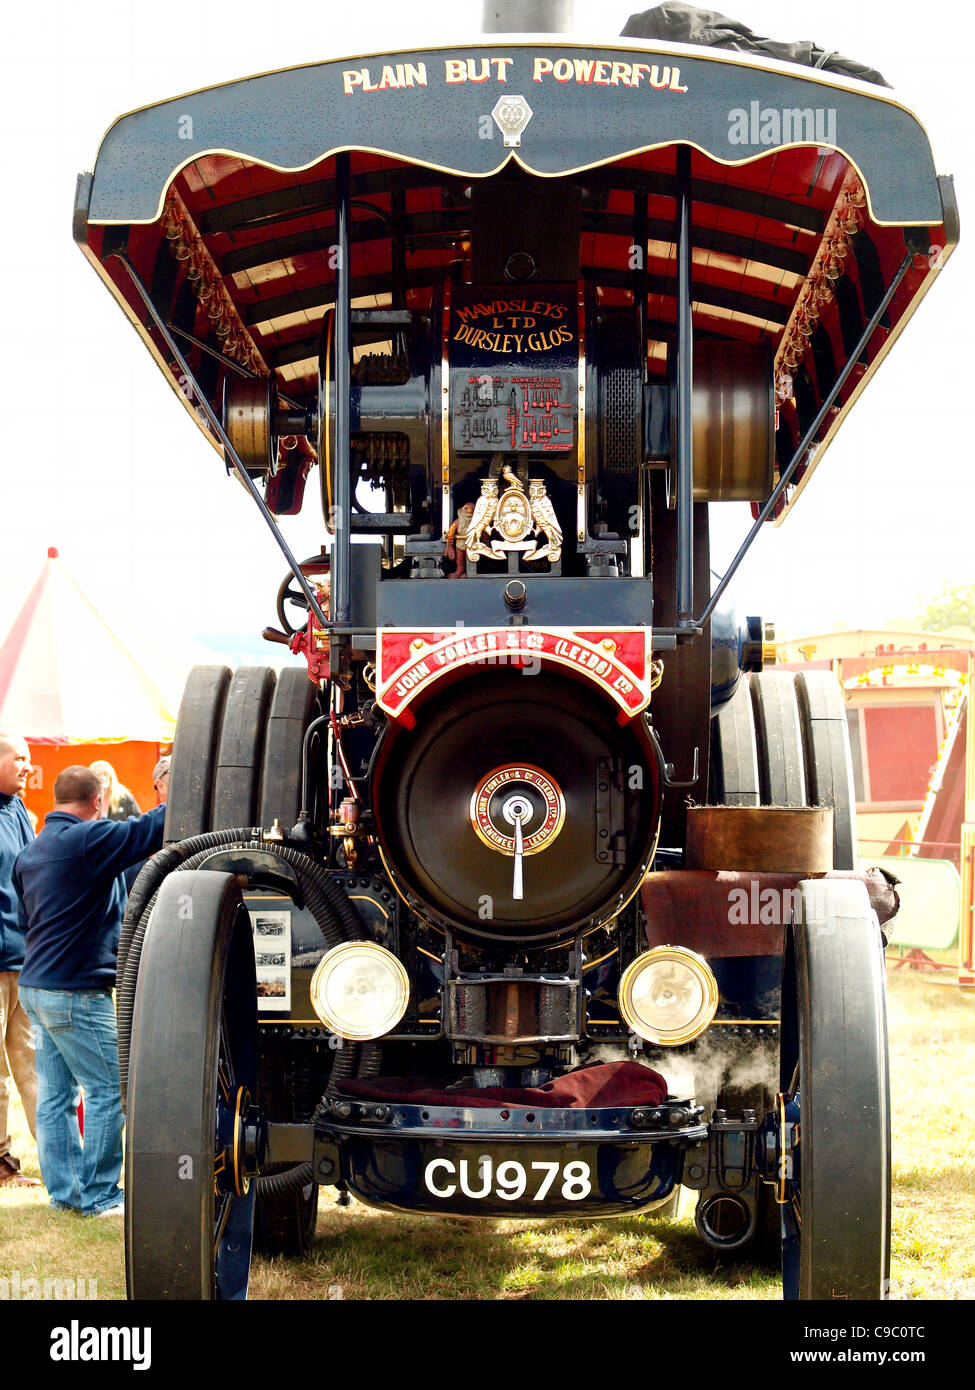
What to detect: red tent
<box><xmin>0</xmin><ymin>549</ymin><xmax>180</xmax><ymax>820</ymax></box>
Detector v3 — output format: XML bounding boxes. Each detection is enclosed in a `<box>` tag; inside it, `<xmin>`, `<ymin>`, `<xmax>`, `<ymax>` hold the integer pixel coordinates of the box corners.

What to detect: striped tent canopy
<box><xmin>0</xmin><ymin>548</ymin><xmax>179</xmax><ymax>745</ymax></box>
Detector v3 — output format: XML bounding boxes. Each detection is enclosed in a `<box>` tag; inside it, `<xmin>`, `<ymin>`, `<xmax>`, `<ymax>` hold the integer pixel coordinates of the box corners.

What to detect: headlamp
<box><xmin>618</xmin><ymin>946</ymin><xmax>718</xmax><ymax>1045</ymax></box>
<box><xmin>310</xmin><ymin>941</ymin><xmax>410</xmax><ymax>1041</ymax></box>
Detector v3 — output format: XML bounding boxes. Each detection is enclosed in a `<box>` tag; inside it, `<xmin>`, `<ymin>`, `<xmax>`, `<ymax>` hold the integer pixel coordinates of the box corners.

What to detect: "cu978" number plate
<box><xmin>424</xmin><ymin>1156</ymin><xmax>592</xmax><ymax>1202</ymax></box>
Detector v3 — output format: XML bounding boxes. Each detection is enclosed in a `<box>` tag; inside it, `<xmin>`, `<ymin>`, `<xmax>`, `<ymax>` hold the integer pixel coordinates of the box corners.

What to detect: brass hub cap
<box><xmin>470</xmin><ymin>764</ymin><xmax>565</xmax><ymax>857</ymax></box>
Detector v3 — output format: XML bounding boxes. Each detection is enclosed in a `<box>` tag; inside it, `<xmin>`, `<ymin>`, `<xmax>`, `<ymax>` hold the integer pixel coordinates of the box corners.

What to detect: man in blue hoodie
<box><xmin>15</xmin><ymin>765</ymin><xmax>166</xmax><ymax>1216</ymax></box>
<box><xmin>0</xmin><ymin>733</ymin><xmax>40</xmax><ymax>1188</ymax></box>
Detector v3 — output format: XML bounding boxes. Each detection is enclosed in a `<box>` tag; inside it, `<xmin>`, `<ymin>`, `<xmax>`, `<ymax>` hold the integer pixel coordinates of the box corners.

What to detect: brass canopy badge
<box><xmin>465</xmin><ymin>464</ymin><xmax>562</xmax><ymax>564</ymax></box>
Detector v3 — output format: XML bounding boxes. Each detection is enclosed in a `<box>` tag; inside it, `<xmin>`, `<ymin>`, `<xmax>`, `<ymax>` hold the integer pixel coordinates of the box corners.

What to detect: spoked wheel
<box><xmin>251</xmin><ymin>664</ymin><xmax>324</xmax><ymax>1256</ymax></box>
<box><xmin>707</xmin><ymin>671</ymin><xmax>808</xmax><ymax>1262</ymax></box>
<box><xmin>778</xmin><ymin>878</ymin><xmax>890</xmax><ymax>1300</ymax></box>
<box><xmin>126</xmin><ymin>871</ymin><xmax>263</xmax><ymax>1300</ymax></box>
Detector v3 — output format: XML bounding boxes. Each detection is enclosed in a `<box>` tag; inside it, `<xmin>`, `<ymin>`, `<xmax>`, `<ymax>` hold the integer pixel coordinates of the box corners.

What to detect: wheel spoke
<box><xmin>220</xmin><ymin>1006</ymin><xmax>237</xmax><ymax>1092</ymax></box>
<box><xmin>214</xmin><ymin>1192</ymin><xmax>234</xmax><ymax>1255</ymax></box>
<box><xmin>217</xmin><ymin>1062</ymin><xmax>232</xmax><ymax>1104</ymax></box>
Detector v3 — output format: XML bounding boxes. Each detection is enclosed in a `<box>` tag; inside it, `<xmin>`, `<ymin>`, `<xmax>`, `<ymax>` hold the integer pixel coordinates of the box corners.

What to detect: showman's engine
<box><xmin>82</xmin><ymin>2</ymin><xmax>947</xmax><ymax>1294</ymax></box>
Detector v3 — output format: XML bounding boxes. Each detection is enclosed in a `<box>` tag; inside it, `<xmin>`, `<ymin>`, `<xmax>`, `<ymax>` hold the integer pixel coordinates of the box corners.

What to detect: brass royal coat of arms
<box><xmin>465</xmin><ymin>464</ymin><xmax>562</xmax><ymax>564</ymax></box>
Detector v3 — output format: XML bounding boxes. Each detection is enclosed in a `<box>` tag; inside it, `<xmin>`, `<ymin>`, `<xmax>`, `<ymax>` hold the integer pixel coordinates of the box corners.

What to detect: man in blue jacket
<box><xmin>15</xmin><ymin>765</ymin><xmax>166</xmax><ymax>1216</ymax></box>
<box><xmin>0</xmin><ymin>733</ymin><xmax>41</xmax><ymax>1188</ymax></box>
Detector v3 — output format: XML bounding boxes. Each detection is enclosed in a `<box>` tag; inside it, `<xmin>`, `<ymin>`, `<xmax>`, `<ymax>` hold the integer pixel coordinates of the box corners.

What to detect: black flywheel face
<box><xmin>373</xmin><ymin>671</ymin><xmax>659</xmax><ymax>940</ymax></box>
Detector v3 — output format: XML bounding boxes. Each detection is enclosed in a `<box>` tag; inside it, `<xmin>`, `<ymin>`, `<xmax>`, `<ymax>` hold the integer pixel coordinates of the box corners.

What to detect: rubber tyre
<box><xmin>750</xmin><ymin>672</ymin><xmax>806</xmax><ymax>806</ymax></box>
<box><xmin>253</xmin><ymin>1179</ymin><xmax>319</xmax><ymax>1257</ymax></box>
<box><xmin>125</xmin><ymin>871</ymin><xmax>259</xmax><ymax>1300</ymax></box>
<box><xmin>212</xmin><ymin>667</ymin><xmax>277</xmax><ymax>829</ymax></box>
<box><xmin>779</xmin><ymin>878</ymin><xmax>891</xmax><ymax>1300</ymax></box>
<box><xmin>794</xmin><ymin>671</ymin><xmax>858</xmax><ymax>869</ymax></box>
<box><xmin>710</xmin><ymin>678</ymin><xmax>760</xmax><ymax>805</ymax></box>
<box><xmin>252</xmin><ymin>666</ymin><xmax>324</xmax><ymax>1256</ymax></box>
<box><xmin>165</xmin><ymin>666</ymin><xmax>232</xmax><ymax>843</ymax></box>
<box><xmin>258</xmin><ymin>666</ymin><xmax>322</xmax><ymax>831</ymax></box>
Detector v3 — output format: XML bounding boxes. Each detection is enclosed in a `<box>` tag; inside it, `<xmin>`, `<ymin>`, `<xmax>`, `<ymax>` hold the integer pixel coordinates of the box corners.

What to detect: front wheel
<box><xmin>126</xmin><ymin>871</ymin><xmax>261</xmax><ymax>1300</ymax></box>
<box><xmin>778</xmin><ymin>878</ymin><xmax>891</xmax><ymax>1300</ymax></box>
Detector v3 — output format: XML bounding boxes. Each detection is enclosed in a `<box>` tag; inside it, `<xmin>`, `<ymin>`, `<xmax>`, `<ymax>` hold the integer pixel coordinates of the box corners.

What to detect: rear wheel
<box><xmin>165</xmin><ymin>666</ymin><xmax>232</xmax><ymax>842</ymax></box>
<box><xmin>126</xmin><ymin>872</ymin><xmax>261</xmax><ymax>1300</ymax></box>
<box><xmin>750</xmin><ymin>672</ymin><xmax>806</xmax><ymax>806</ymax></box>
<box><xmin>707</xmin><ymin>671</ymin><xmax>810</xmax><ymax>1263</ymax></box>
<box><xmin>710</xmin><ymin>677</ymin><xmax>760</xmax><ymax>806</ymax></box>
<box><xmin>213</xmin><ymin>667</ymin><xmax>277</xmax><ymax>828</ymax></box>
<box><xmin>778</xmin><ymin>878</ymin><xmax>890</xmax><ymax>1299</ymax></box>
<box><xmin>259</xmin><ymin>666</ymin><xmax>323</xmax><ymax>832</ymax></box>
<box><xmin>794</xmin><ymin>670</ymin><xmax>858</xmax><ymax>869</ymax></box>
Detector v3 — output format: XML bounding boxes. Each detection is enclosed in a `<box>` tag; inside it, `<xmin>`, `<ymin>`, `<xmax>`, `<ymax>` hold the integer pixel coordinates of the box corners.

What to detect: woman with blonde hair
<box><xmin>89</xmin><ymin>761</ymin><xmax>141</xmax><ymax>822</ymax></box>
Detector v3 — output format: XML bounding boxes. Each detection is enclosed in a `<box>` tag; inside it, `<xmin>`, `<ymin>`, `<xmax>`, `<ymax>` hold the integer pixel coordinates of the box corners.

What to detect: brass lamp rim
<box><xmin>310</xmin><ymin>940</ymin><xmax>410</xmax><ymax>1041</ymax></box>
<box><xmin>618</xmin><ymin>945</ymin><xmax>719</xmax><ymax>1046</ymax></box>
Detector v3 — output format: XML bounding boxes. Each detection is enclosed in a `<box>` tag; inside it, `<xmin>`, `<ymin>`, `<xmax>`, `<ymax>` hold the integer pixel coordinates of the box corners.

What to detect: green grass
<box><xmin>1</xmin><ymin>964</ymin><xmax>971</xmax><ymax>1300</ymax></box>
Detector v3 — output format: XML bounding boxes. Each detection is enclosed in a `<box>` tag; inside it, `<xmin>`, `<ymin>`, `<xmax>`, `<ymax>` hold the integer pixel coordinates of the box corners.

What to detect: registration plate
<box><xmin>424</xmin><ymin>1155</ymin><xmax>593</xmax><ymax>1202</ymax></box>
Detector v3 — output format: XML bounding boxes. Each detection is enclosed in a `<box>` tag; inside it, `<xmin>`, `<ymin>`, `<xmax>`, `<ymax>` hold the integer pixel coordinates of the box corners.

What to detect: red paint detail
<box><xmin>290</xmin><ymin>617</ymin><xmax>330</xmax><ymax>683</ymax></box>
<box><xmin>377</xmin><ymin>628</ymin><xmax>650</xmax><ymax>718</ymax></box>
<box><xmin>47</xmin><ymin>547</ymin><xmax>59</xmax><ymax>559</ymax></box>
<box><xmin>379</xmin><ymin>631</ymin><xmax>449</xmax><ymax>683</ymax></box>
<box><xmin>576</xmin><ymin>630</ymin><xmax>646</xmax><ymax>681</ymax></box>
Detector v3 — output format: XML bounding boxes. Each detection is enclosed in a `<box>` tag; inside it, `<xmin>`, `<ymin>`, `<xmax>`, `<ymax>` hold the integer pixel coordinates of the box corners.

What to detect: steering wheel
<box><xmin>276</xmin><ymin>554</ymin><xmax>331</xmax><ymax>637</ymax></box>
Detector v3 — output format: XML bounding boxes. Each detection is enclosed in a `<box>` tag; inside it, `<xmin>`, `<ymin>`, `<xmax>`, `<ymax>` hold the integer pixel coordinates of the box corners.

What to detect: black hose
<box><xmin>117</xmin><ymin>833</ymin><xmax>374</xmax><ymax>1114</ymax></box>
<box><xmin>116</xmin><ymin>828</ymin><xmax>264</xmax><ymax>1098</ymax></box>
<box><xmin>118</xmin><ymin>827</ymin><xmax>263</xmax><ymax>984</ymax></box>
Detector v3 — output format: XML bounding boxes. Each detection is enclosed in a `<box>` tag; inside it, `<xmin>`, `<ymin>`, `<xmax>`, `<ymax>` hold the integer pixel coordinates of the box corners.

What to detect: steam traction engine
<box><xmin>75</xmin><ymin>14</ymin><xmax>957</xmax><ymax>1299</ymax></box>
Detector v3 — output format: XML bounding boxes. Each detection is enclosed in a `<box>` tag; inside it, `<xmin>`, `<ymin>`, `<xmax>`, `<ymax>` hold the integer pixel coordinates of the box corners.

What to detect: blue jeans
<box><xmin>18</xmin><ymin>987</ymin><xmax>123</xmax><ymax>1215</ymax></box>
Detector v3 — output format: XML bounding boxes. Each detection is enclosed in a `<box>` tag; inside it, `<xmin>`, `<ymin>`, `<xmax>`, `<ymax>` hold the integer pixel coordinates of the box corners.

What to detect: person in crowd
<box><xmin>124</xmin><ymin>755</ymin><xmax>171</xmax><ymax>891</ymax></box>
<box><xmin>0</xmin><ymin>734</ymin><xmax>41</xmax><ymax>1188</ymax></box>
<box><xmin>89</xmin><ymin>760</ymin><xmax>141</xmax><ymax>821</ymax></box>
<box><xmin>152</xmin><ymin>756</ymin><xmax>170</xmax><ymax>806</ymax></box>
<box><xmin>14</xmin><ymin>767</ymin><xmax>166</xmax><ymax>1216</ymax></box>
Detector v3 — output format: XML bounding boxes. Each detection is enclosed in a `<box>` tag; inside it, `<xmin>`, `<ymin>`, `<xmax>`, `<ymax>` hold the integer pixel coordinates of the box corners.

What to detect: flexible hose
<box><xmin>118</xmin><ymin>827</ymin><xmax>263</xmax><ymax>984</ymax></box>
<box><xmin>118</xmin><ymin>834</ymin><xmax>375</xmax><ymax>1126</ymax></box>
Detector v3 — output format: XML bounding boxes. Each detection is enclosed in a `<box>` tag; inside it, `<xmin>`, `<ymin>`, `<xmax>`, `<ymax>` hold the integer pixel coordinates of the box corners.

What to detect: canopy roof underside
<box><xmin>75</xmin><ymin>43</ymin><xmax>956</xmax><ymax>518</ymax></box>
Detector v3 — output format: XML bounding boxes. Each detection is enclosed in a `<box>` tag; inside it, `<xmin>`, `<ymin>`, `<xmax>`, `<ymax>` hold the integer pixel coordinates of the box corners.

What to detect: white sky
<box><xmin>0</xmin><ymin>0</ymin><xmax>971</xmax><ymax>648</ymax></box>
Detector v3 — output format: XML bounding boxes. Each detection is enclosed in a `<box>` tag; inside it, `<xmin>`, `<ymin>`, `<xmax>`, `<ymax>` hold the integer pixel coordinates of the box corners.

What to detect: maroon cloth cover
<box><xmin>335</xmin><ymin>1060</ymin><xmax>668</xmax><ymax>1109</ymax></box>
<box><xmin>641</xmin><ymin>867</ymin><xmax>899</xmax><ymax>957</ymax></box>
